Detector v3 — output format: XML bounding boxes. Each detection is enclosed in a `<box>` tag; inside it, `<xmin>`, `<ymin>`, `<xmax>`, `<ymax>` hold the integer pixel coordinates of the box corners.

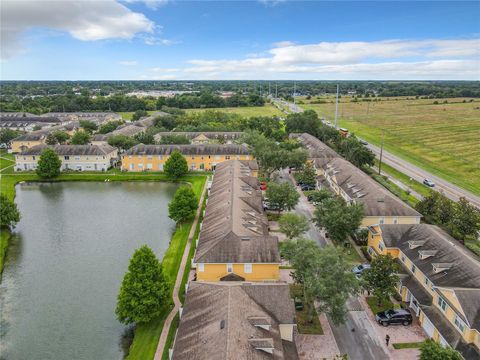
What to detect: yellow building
<box><xmin>122</xmin><ymin>144</ymin><xmax>253</xmax><ymax>172</ymax></box>
<box><xmin>171</xmin><ymin>282</ymin><xmax>298</xmax><ymax>359</ymax></box>
<box><xmin>193</xmin><ymin>160</ymin><xmax>280</xmax><ymax>282</ymax></box>
<box><xmin>292</xmin><ymin>133</ymin><xmax>422</xmax><ymax>227</ymax></box>
<box><xmin>368</xmin><ymin>224</ymin><xmax>480</xmax><ymax>358</ymax></box>
<box><xmin>15</xmin><ymin>144</ymin><xmax>118</xmax><ymax>172</ymax></box>
<box><xmin>153</xmin><ymin>131</ymin><xmax>243</xmax><ymax>145</ymax></box>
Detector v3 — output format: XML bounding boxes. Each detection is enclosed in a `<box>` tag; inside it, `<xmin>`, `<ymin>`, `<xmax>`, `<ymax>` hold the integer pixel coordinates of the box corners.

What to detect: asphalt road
<box><xmin>366</xmin><ymin>142</ymin><xmax>480</xmax><ymax>208</ymax></box>
<box><xmin>277</xmin><ymin>169</ymin><xmax>390</xmax><ymax>359</ymax></box>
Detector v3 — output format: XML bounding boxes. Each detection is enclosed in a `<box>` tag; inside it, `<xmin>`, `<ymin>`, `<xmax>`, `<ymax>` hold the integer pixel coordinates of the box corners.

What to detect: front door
<box><xmin>422</xmin><ymin>314</ymin><xmax>435</xmax><ymax>338</ymax></box>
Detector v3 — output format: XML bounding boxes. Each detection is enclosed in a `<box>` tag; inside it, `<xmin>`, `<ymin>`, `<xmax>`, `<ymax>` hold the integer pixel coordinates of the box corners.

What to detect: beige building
<box><xmin>170</xmin><ymin>282</ymin><xmax>298</xmax><ymax>359</ymax></box>
<box><xmin>154</xmin><ymin>131</ymin><xmax>243</xmax><ymax>145</ymax></box>
<box><xmin>292</xmin><ymin>133</ymin><xmax>421</xmax><ymax>226</ymax></box>
<box><xmin>15</xmin><ymin>144</ymin><xmax>118</xmax><ymax>172</ymax></box>
<box><xmin>368</xmin><ymin>224</ymin><xmax>480</xmax><ymax>359</ymax></box>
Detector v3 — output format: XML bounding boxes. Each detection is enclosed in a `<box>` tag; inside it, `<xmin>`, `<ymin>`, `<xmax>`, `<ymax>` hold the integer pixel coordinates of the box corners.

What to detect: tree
<box><xmin>98</xmin><ymin>121</ymin><xmax>123</xmax><ymax>134</ymax></box>
<box><xmin>36</xmin><ymin>148</ymin><xmax>62</xmax><ymax>178</ymax></box>
<box><xmin>32</xmin><ymin>125</ymin><xmax>42</xmax><ymax>131</ymax></box>
<box><xmin>306</xmin><ymin>188</ymin><xmax>333</xmax><ymax>204</ymax></box>
<box><xmin>159</xmin><ymin>134</ymin><xmax>190</xmax><ymax>144</ymax></box>
<box><xmin>265</xmin><ymin>182</ymin><xmax>300</xmax><ymax>213</ymax></box>
<box><xmin>451</xmin><ymin>197</ymin><xmax>480</xmax><ymax>241</ymax></box>
<box><xmin>132</xmin><ymin>109</ymin><xmax>148</xmax><ymax>121</ymax></box>
<box><xmin>115</xmin><ymin>245</ymin><xmax>169</xmax><ymax>325</ymax></box>
<box><xmin>286</xmin><ymin>148</ymin><xmax>308</xmax><ymax>170</ymax></box>
<box><xmin>299</xmin><ymin>162</ymin><xmax>317</xmax><ymax>186</ymax></box>
<box><xmin>363</xmin><ymin>254</ymin><xmax>399</xmax><ymax>305</ymax></box>
<box><xmin>107</xmin><ymin>135</ymin><xmax>138</xmax><ymax>151</ymax></box>
<box><xmin>164</xmin><ymin>151</ymin><xmax>188</xmax><ymax>179</ymax></box>
<box><xmin>285</xmin><ymin>110</ymin><xmax>320</xmax><ymax>135</ymax></box>
<box><xmin>279</xmin><ymin>213</ymin><xmax>310</xmax><ymax>239</ymax></box>
<box><xmin>79</xmin><ymin>120</ymin><xmax>98</xmax><ymax>133</ymax></box>
<box><xmin>419</xmin><ymin>340</ymin><xmax>462</xmax><ymax>360</ymax></box>
<box><xmin>339</xmin><ymin>136</ymin><xmax>375</xmax><ymax>168</ymax></box>
<box><xmin>0</xmin><ymin>128</ymin><xmax>21</xmax><ymax>145</ymax></box>
<box><xmin>134</xmin><ymin>131</ymin><xmax>155</xmax><ymax>144</ymax></box>
<box><xmin>70</xmin><ymin>130</ymin><xmax>91</xmax><ymax>145</ymax></box>
<box><xmin>168</xmin><ymin>186</ymin><xmax>198</xmax><ymax>223</ymax></box>
<box><xmin>46</xmin><ymin>131</ymin><xmax>70</xmax><ymax>145</ymax></box>
<box><xmin>313</xmin><ymin>198</ymin><xmax>364</xmax><ymax>243</ymax></box>
<box><xmin>281</xmin><ymin>239</ymin><xmax>359</xmax><ymax>324</ymax></box>
<box><xmin>0</xmin><ymin>194</ymin><xmax>20</xmax><ymax>228</ymax></box>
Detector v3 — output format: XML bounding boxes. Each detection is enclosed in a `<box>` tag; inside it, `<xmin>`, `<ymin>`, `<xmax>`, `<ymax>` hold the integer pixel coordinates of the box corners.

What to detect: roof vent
<box><xmin>408</xmin><ymin>240</ymin><xmax>425</xmax><ymax>249</ymax></box>
<box><xmin>419</xmin><ymin>250</ymin><xmax>438</xmax><ymax>260</ymax></box>
<box><xmin>248</xmin><ymin>317</ymin><xmax>271</xmax><ymax>330</ymax></box>
<box><xmin>241</xmin><ymin>237</ymin><xmax>250</xmax><ymax>241</ymax></box>
<box><xmin>432</xmin><ymin>263</ymin><xmax>453</xmax><ymax>273</ymax></box>
<box><xmin>220</xmin><ymin>320</ymin><xmax>226</xmax><ymax>329</ymax></box>
<box><xmin>356</xmin><ymin>192</ymin><xmax>366</xmax><ymax>198</ymax></box>
<box><xmin>249</xmin><ymin>338</ymin><xmax>274</xmax><ymax>354</ymax></box>
<box><xmin>377</xmin><ymin>197</ymin><xmax>385</xmax><ymax>203</ymax></box>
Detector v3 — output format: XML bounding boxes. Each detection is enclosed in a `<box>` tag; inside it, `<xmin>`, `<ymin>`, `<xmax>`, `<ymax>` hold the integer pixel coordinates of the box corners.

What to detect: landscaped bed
<box><xmin>365</xmin><ymin>296</ymin><xmax>399</xmax><ymax>314</ymax></box>
<box><xmin>290</xmin><ymin>284</ymin><xmax>323</xmax><ymax>335</ymax></box>
<box><xmin>392</xmin><ymin>341</ymin><xmax>425</xmax><ymax>349</ymax></box>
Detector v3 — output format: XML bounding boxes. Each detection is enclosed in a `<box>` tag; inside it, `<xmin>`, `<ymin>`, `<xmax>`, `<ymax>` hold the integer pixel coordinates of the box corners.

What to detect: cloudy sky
<box><xmin>1</xmin><ymin>0</ymin><xmax>479</xmax><ymax>80</ymax></box>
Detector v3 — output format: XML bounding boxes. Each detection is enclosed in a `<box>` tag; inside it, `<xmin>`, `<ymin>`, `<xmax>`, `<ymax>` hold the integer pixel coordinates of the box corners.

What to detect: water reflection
<box><xmin>0</xmin><ymin>182</ymin><xmax>178</xmax><ymax>360</ymax></box>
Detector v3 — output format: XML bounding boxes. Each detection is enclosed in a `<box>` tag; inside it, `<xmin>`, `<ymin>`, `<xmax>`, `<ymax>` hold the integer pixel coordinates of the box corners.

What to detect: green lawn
<box><xmin>393</xmin><ymin>342</ymin><xmax>425</xmax><ymax>349</ymax></box>
<box><xmin>303</xmin><ymin>97</ymin><xmax>480</xmax><ymax>196</ymax></box>
<box><xmin>0</xmin><ymin>155</ymin><xmax>15</xmax><ymax>171</ymax></box>
<box><xmin>290</xmin><ymin>284</ymin><xmax>323</xmax><ymax>335</ymax></box>
<box><xmin>186</xmin><ymin>104</ymin><xmax>283</xmax><ymax>117</ymax></box>
<box><xmin>161</xmin><ymin>312</ymin><xmax>179</xmax><ymax>360</ymax></box>
<box><xmin>0</xmin><ymin>228</ymin><xmax>11</xmax><ymax>274</ymax></box>
<box><xmin>117</xmin><ymin>111</ymin><xmax>157</xmax><ymax>121</ymax></box>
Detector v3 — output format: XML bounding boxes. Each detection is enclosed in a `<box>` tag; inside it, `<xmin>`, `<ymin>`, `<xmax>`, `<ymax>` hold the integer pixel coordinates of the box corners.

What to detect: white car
<box><xmin>423</xmin><ymin>179</ymin><xmax>435</xmax><ymax>187</ymax></box>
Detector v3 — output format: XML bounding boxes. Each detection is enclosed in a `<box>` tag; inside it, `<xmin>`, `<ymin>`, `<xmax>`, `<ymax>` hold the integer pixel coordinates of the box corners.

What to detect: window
<box><xmin>74</xmin><ymin>156</ymin><xmax>80</xmax><ymax>161</ymax></box>
<box><xmin>130</xmin><ymin>164</ymin><xmax>134</xmax><ymax>170</ymax></box>
<box><xmin>379</xmin><ymin>217</ymin><xmax>385</xmax><ymax>224</ymax></box>
<box><xmin>244</xmin><ymin>263</ymin><xmax>252</xmax><ymax>273</ymax></box>
<box><xmin>225</xmin><ymin>155</ymin><xmax>231</xmax><ymax>160</ymax></box>
<box><xmin>227</xmin><ymin>263</ymin><xmax>233</xmax><ymax>273</ymax></box>
<box><xmin>138</xmin><ymin>163</ymin><xmax>143</xmax><ymax>169</ymax></box>
<box><xmin>393</xmin><ymin>217</ymin><xmax>398</xmax><ymax>224</ymax></box>
<box><xmin>147</xmin><ymin>163</ymin><xmax>152</xmax><ymax>169</ymax></box>
<box><xmin>401</xmin><ymin>254</ymin><xmax>406</xmax><ymax>263</ymax></box>
<box><xmin>147</xmin><ymin>155</ymin><xmax>152</xmax><ymax>160</ymax></box>
<box><xmin>198</xmin><ymin>263</ymin><xmax>204</xmax><ymax>272</ymax></box>
<box><xmin>32</xmin><ymin>156</ymin><xmax>35</xmax><ymax>160</ymax></box>
<box><xmin>454</xmin><ymin>315</ymin><xmax>466</xmax><ymax>332</ymax></box>
<box><xmin>215</xmin><ymin>155</ymin><xmax>221</xmax><ymax>160</ymax></box>
<box><xmin>64</xmin><ymin>156</ymin><xmax>70</xmax><ymax>160</ymax></box>
<box><xmin>159</xmin><ymin>164</ymin><xmax>164</xmax><ymax>171</ymax></box>
<box><xmin>378</xmin><ymin>242</ymin><xmax>384</xmax><ymax>252</ymax></box>
<box><xmin>191</xmin><ymin>164</ymin><xmax>196</xmax><ymax>170</ymax></box>
<box><xmin>158</xmin><ymin>155</ymin><xmax>163</xmax><ymax>160</ymax></box>
<box><xmin>437</xmin><ymin>297</ymin><xmax>448</xmax><ymax>312</ymax></box>
<box><xmin>411</xmin><ymin>264</ymin><xmax>416</xmax><ymax>273</ymax></box>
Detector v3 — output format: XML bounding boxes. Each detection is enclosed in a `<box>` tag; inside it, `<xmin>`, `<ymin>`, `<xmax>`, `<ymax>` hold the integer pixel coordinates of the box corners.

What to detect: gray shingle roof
<box><xmin>379</xmin><ymin>224</ymin><xmax>480</xmax><ymax>330</ymax></box>
<box><xmin>126</xmin><ymin>144</ymin><xmax>251</xmax><ymax>156</ymax></box>
<box><xmin>154</xmin><ymin>131</ymin><xmax>244</xmax><ymax>141</ymax></box>
<box><xmin>172</xmin><ymin>282</ymin><xmax>297</xmax><ymax>360</ymax></box>
<box><xmin>19</xmin><ymin>144</ymin><xmax>117</xmax><ymax>156</ymax></box>
<box><xmin>0</xmin><ymin>116</ymin><xmax>61</xmax><ymax>124</ymax></box>
<box><xmin>194</xmin><ymin>160</ymin><xmax>280</xmax><ymax>264</ymax></box>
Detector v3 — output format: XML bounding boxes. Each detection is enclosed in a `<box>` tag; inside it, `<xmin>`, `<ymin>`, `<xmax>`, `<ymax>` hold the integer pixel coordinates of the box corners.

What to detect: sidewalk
<box><xmin>153</xmin><ymin>181</ymin><xmax>208</xmax><ymax>360</ymax></box>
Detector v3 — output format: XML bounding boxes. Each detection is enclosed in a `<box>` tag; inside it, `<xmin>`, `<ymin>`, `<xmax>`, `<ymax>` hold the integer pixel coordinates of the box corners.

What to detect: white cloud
<box><xmin>143</xmin><ymin>36</ymin><xmax>179</xmax><ymax>46</ymax></box>
<box><xmin>0</xmin><ymin>0</ymin><xmax>155</xmax><ymax>60</ymax></box>
<box><xmin>123</xmin><ymin>0</ymin><xmax>168</xmax><ymax>10</ymax></box>
<box><xmin>119</xmin><ymin>60</ymin><xmax>138</xmax><ymax>66</ymax></box>
<box><xmin>272</xmin><ymin>41</ymin><xmax>296</xmax><ymax>47</ymax></box>
<box><xmin>258</xmin><ymin>0</ymin><xmax>287</xmax><ymax>7</ymax></box>
<box><xmin>174</xmin><ymin>38</ymin><xmax>480</xmax><ymax>80</ymax></box>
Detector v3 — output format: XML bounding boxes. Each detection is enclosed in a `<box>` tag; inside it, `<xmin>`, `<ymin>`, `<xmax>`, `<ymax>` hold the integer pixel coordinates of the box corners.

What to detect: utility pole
<box><xmin>275</xmin><ymin>83</ymin><xmax>278</xmax><ymax>98</ymax></box>
<box><xmin>378</xmin><ymin>129</ymin><xmax>385</xmax><ymax>175</ymax></box>
<box><xmin>334</xmin><ymin>84</ymin><xmax>339</xmax><ymax>129</ymax></box>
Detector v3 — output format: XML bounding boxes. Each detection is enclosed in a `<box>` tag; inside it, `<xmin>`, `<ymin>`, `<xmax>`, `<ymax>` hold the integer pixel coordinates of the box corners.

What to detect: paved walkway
<box><xmin>153</xmin><ymin>180</ymin><xmax>208</xmax><ymax>360</ymax></box>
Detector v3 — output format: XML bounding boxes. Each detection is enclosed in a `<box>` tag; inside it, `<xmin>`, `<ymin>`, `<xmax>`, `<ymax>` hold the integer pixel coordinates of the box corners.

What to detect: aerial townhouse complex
<box><xmin>15</xmin><ymin>144</ymin><xmax>118</xmax><ymax>172</ymax></box>
<box><xmin>154</xmin><ymin>131</ymin><xmax>243</xmax><ymax>144</ymax></box>
<box><xmin>169</xmin><ymin>160</ymin><xmax>298</xmax><ymax>358</ymax></box>
<box><xmin>292</xmin><ymin>133</ymin><xmax>422</xmax><ymax>227</ymax></box>
<box><xmin>0</xmin><ymin>113</ymin><xmax>63</xmax><ymax>132</ymax></box>
<box><xmin>122</xmin><ymin>144</ymin><xmax>253</xmax><ymax>172</ymax></box>
<box><xmin>193</xmin><ymin>160</ymin><xmax>280</xmax><ymax>281</ymax></box>
<box><xmin>368</xmin><ymin>224</ymin><xmax>480</xmax><ymax>359</ymax></box>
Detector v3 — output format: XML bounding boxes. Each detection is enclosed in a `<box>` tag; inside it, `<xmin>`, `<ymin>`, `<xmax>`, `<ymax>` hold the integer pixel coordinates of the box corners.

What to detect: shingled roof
<box><xmin>290</xmin><ymin>132</ymin><xmax>340</xmax><ymax>167</ymax></box>
<box><xmin>154</xmin><ymin>131</ymin><xmax>244</xmax><ymax>141</ymax></box>
<box><xmin>194</xmin><ymin>160</ymin><xmax>279</xmax><ymax>264</ymax></box>
<box><xmin>126</xmin><ymin>144</ymin><xmax>251</xmax><ymax>156</ymax></box>
<box><xmin>19</xmin><ymin>144</ymin><xmax>117</xmax><ymax>156</ymax></box>
<box><xmin>171</xmin><ymin>282</ymin><xmax>297</xmax><ymax>360</ymax></box>
<box><xmin>379</xmin><ymin>224</ymin><xmax>480</xmax><ymax>330</ymax></box>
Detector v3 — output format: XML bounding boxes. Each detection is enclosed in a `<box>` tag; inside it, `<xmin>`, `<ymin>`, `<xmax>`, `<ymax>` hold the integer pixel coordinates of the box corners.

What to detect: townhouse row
<box><xmin>292</xmin><ymin>133</ymin><xmax>422</xmax><ymax>227</ymax></box>
<box><xmin>169</xmin><ymin>160</ymin><xmax>299</xmax><ymax>359</ymax></box>
<box><xmin>368</xmin><ymin>224</ymin><xmax>480</xmax><ymax>359</ymax></box>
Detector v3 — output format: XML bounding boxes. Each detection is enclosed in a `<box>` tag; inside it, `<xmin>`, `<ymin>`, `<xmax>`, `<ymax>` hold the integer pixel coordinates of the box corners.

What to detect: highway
<box><xmin>367</xmin><ymin>143</ymin><xmax>480</xmax><ymax>208</ymax></box>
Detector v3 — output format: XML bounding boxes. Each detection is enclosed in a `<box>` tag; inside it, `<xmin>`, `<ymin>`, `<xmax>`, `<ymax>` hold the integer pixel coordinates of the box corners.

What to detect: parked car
<box><xmin>263</xmin><ymin>200</ymin><xmax>279</xmax><ymax>211</ymax></box>
<box><xmin>423</xmin><ymin>179</ymin><xmax>435</xmax><ymax>187</ymax></box>
<box><xmin>294</xmin><ymin>297</ymin><xmax>304</xmax><ymax>311</ymax></box>
<box><xmin>352</xmin><ymin>263</ymin><xmax>371</xmax><ymax>276</ymax></box>
<box><xmin>300</xmin><ymin>184</ymin><xmax>316</xmax><ymax>191</ymax></box>
<box><xmin>260</xmin><ymin>181</ymin><xmax>267</xmax><ymax>191</ymax></box>
<box><xmin>376</xmin><ymin>309</ymin><xmax>412</xmax><ymax>326</ymax></box>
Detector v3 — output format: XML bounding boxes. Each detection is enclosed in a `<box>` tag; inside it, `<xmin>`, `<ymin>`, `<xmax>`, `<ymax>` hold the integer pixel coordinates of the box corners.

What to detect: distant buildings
<box><xmin>41</xmin><ymin>112</ymin><xmax>121</xmax><ymax>124</ymax></box>
<box><xmin>292</xmin><ymin>133</ymin><xmax>422</xmax><ymax>226</ymax></box>
<box><xmin>15</xmin><ymin>144</ymin><xmax>118</xmax><ymax>172</ymax></box>
<box><xmin>368</xmin><ymin>224</ymin><xmax>480</xmax><ymax>359</ymax></box>
<box><xmin>154</xmin><ymin>131</ymin><xmax>243</xmax><ymax>145</ymax></box>
<box><xmin>193</xmin><ymin>160</ymin><xmax>279</xmax><ymax>282</ymax></box>
<box><xmin>171</xmin><ymin>282</ymin><xmax>298</xmax><ymax>359</ymax></box>
<box><xmin>122</xmin><ymin>144</ymin><xmax>253</xmax><ymax>171</ymax></box>
<box><xmin>0</xmin><ymin>113</ymin><xmax>63</xmax><ymax>132</ymax></box>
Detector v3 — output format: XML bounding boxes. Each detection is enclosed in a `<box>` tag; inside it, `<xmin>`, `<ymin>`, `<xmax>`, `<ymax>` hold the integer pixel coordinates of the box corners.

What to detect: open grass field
<box><xmin>302</xmin><ymin>97</ymin><xmax>480</xmax><ymax>196</ymax></box>
<box><xmin>186</xmin><ymin>103</ymin><xmax>283</xmax><ymax>117</ymax></box>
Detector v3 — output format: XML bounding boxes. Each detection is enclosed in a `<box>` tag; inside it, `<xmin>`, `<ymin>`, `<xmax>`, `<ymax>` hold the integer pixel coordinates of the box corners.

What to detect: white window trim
<box><xmin>198</xmin><ymin>263</ymin><xmax>204</xmax><ymax>272</ymax></box>
<box><xmin>244</xmin><ymin>263</ymin><xmax>252</xmax><ymax>274</ymax></box>
<box><xmin>227</xmin><ymin>263</ymin><xmax>233</xmax><ymax>273</ymax></box>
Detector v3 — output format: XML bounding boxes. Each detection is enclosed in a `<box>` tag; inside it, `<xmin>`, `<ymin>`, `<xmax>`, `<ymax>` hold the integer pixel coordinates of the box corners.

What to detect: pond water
<box><xmin>0</xmin><ymin>181</ymin><xmax>178</xmax><ymax>360</ymax></box>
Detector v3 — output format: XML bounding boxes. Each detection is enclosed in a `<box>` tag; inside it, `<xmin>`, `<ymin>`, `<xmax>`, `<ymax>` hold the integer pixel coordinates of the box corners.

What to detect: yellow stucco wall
<box><xmin>362</xmin><ymin>216</ymin><xmax>421</xmax><ymax>227</ymax></box>
<box><xmin>122</xmin><ymin>154</ymin><xmax>252</xmax><ymax>172</ymax></box>
<box><xmin>196</xmin><ymin>263</ymin><xmax>279</xmax><ymax>282</ymax></box>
